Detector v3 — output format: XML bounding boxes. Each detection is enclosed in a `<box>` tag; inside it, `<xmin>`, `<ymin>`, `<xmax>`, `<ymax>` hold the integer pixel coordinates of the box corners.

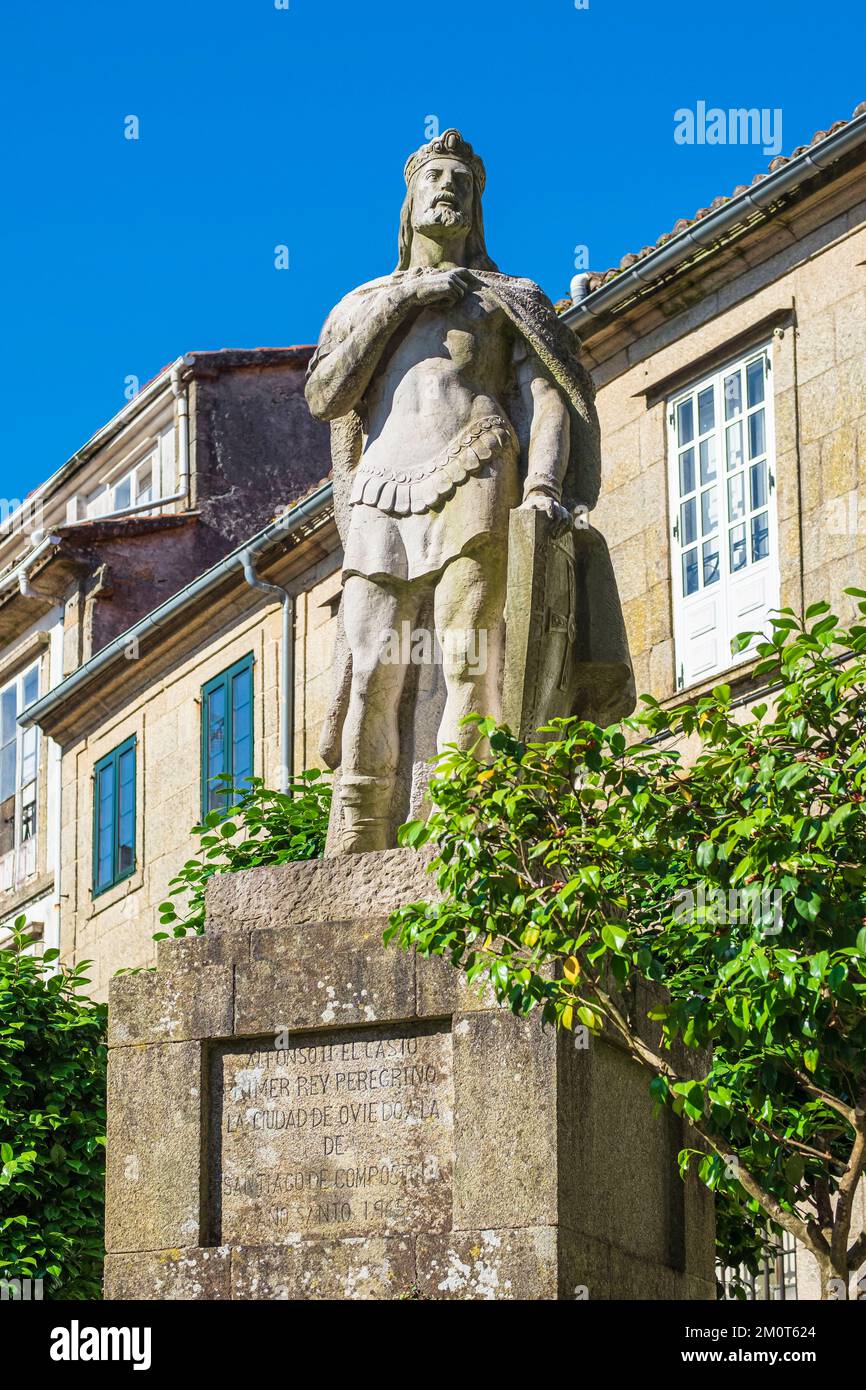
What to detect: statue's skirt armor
<box><xmin>342</xmin><ymin>415</ymin><xmax>519</xmax><ymax>582</ymax></box>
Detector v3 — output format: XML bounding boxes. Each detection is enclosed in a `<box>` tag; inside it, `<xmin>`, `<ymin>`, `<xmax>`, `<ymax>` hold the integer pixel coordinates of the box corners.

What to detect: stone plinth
<box><xmin>104</xmin><ymin>849</ymin><xmax>715</xmax><ymax>1300</ymax></box>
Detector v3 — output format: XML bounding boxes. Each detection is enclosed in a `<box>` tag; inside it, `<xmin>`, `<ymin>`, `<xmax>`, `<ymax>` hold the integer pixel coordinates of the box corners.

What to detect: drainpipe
<box><xmin>170</xmin><ymin>363</ymin><xmax>190</xmax><ymax>503</ymax></box>
<box><xmin>239</xmin><ymin>551</ymin><xmax>294</xmax><ymax>795</ymax></box>
<box><xmin>6</xmin><ymin>532</ymin><xmax>63</xmax><ymax>599</ymax></box>
<box><xmin>569</xmin><ymin>272</ymin><xmax>593</xmax><ymax>303</ymax></box>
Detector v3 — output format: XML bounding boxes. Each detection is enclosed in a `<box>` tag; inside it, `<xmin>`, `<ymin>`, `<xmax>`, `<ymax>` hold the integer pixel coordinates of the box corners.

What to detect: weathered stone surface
<box><xmin>104</xmin><ymin>1246</ymin><xmax>231</xmax><ymax>1301</ymax></box>
<box><xmin>210</xmin><ymin>1022</ymin><xmax>454</xmax><ymax>1245</ymax></box>
<box><xmin>415</xmin><ymin>950</ymin><xmax>497</xmax><ymax>1016</ymax></box>
<box><xmin>452</xmin><ymin>1011</ymin><xmax>558</xmax><ymax>1230</ymax></box>
<box><xmin>416</xmin><ymin>1228</ymin><xmax>558</xmax><ymax>1300</ymax></box>
<box><xmin>105</xmin><ymin>1042</ymin><xmax>203</xmax><ymax>1253</ymax></box>
<box><xmin>108</xmin><ymin>965</ymin><xmax>233</xmax><ymax>1046</ymax></box>
<box><xmin>235</xmin><ymin>916</ymin><xmax>415</xmax><ymax>1033</ymax></box>
<box><xmin>231</xmin><ymin>1238</ymin><xmax>416</xmax><ymax>1300</ymax></box>
<box><xmin>157</xmin><ymin>929</ymin><xmax>250</xmax><ymax>972</ymax></box>
<box><xmin>205</xmin><ymin>847</ymin><xmax>440</xmax><ymax>931</ymax></box>
<box><xmin>557</xmin><ymin>1030</ymin><xmax>688</xmax><ymax>1270</ymax></box>
<box><xmin>105</xmin><ymin>849</ymin><xmax>716</xmax><ymax>1299</ymax></box>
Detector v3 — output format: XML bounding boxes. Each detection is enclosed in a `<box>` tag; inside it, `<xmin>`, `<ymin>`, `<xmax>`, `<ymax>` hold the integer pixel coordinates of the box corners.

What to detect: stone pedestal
<box><xmin>104</xmin><ymin>850</ymin><xmax>715</xmax><ymax>1300</ymax></box>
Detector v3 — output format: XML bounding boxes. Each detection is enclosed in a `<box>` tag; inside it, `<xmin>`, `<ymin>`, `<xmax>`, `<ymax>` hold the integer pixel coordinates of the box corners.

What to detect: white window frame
<box><xmin>85</xmin><ymin>423</ymin><xmax>177</xmax><ymax>521</ymax></box>
<box><xmin>0</xmin><ymin>661</ymin><xmax>40</xmax><ymax>891</ymax></box>
<box><xmin>667</xmin><ymin>342</ymin><xmax>780</xmax><ymax>691</ymax></box>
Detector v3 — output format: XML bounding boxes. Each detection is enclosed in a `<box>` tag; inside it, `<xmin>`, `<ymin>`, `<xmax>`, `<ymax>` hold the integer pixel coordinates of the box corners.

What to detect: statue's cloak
<box><xmin>308</xmin><ymin>269</ymin><xmax>634</xmax><ymax>768</ymax></box>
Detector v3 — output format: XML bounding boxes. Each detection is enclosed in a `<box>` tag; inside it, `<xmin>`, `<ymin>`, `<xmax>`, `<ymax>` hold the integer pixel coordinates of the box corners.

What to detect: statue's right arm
<box><xmin>305</xmin><ymin>270</ymin><xmax>471</xmax><ymax>421</ymax></box>
<box><xmin>304</xmin><ymin>284</ymin><xmax>416</xmax><ymax>421</ymax></box>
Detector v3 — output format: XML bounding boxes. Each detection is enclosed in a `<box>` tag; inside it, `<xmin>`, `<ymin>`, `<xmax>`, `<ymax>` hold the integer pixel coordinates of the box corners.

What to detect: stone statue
<box><xmin>306</xmin><ymin>130</ymin><xmax>634</xmax><ymax>853</ymax></box>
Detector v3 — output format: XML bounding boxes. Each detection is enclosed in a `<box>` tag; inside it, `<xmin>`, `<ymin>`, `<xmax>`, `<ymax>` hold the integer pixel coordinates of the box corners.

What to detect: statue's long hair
<box><xmin>395</xmin><ymin>180</ymin><xmax>499</xmax><ymax>272</ymax></box>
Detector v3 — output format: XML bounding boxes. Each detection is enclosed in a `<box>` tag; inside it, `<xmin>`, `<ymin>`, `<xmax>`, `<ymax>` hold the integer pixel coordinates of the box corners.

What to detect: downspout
<box><xmin>170</xmin><ymin>363</ymin><xmax>191</xmax><ymax>503</ymax></box>
<box><xmin>239</xmin><ymin>552</ymin><xmax>294</xmax><ymax>795</ymax></box>
<box><xmin>9</xmin><ymin>532</ymin><xmax>63</xmax><ymax>599</ymax></box>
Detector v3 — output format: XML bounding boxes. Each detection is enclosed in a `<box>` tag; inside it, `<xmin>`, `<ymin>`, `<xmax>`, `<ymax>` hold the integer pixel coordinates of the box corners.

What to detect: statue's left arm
<box><xmin>513</xmin><ymin>337</ymin><xmax>571</xmax><ymax>525</ymax></box>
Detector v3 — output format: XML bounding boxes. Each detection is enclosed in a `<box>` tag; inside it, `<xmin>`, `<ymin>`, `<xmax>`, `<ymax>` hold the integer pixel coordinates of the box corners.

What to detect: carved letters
<box><xmin>211</xmin><ymin>1022</ymin><xmax>454</xmax><ymax>1242</ymax></box>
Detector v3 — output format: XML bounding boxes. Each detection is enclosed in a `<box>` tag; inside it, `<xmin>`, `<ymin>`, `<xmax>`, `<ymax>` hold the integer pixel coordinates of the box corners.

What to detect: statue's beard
<box><xmin>413</xmin><ymin>207</ymin><xmax>469</xmax><ymax>236</ymax></box>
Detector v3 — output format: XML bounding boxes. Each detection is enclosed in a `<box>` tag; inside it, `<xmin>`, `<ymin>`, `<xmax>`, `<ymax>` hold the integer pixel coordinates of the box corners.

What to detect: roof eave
<box><xmin>562</xmin><ymin>110</ymin><xmax>866</xmax><ymax>336</ymax></box>
<box><xmin>19</xmin><ymin>482</ymin><xmax>335</xmax><ymax>739</ymax></box>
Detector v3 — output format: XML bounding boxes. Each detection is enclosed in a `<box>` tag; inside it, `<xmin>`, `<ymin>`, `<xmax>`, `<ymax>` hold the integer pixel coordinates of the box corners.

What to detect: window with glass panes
<box><xmin>85</xmin><ymin>423</ymin><xmax>177</xmax><ymax>519</ymax></box>
<box><xmin>92</xmin><ymin>736</ymin><xmax>137</xmax><ymax>895</ymax></box>
<box><xmin>0</xmin><ymin>663</ymin><xmax>40</xmax><ymax>890</ymax></box>
<box><xmin>201</xmin><ymin>654</ymin><xmax>254</xmax><ymax>817</ymax></box>
<box><xmin>668</xmin><ymin>345</ymin><xmax>778</xmax><ymax>689</ymax></box>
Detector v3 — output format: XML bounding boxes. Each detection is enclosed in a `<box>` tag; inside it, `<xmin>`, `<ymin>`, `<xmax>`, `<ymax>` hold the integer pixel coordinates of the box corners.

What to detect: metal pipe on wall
<box><xmin>170</xmin><ymin>363</ymin><xmax>191</xmax><ymax>501</ymax></box>
<box><xmin>239</xmin><ymin>551</ymin><xmax>295</xmax><ymax>795</ymax></box>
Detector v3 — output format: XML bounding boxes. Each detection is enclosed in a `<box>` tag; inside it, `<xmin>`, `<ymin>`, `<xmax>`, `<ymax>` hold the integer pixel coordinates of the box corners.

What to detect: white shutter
<box><xmin>680</xmin><ymin>592</ymin><xmax>726</xmax><ymax>687</ymax></box>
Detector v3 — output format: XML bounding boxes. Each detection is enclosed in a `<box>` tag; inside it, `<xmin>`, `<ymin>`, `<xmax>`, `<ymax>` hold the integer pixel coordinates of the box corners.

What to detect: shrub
<box><xmin>389</xmin><ymin>599</ymin><xmax>866</xmax><ymax>1298</ymax></box>
<box><xmin>0</xmin><ymin>922</ymin><xmax>106</xmax><ymax>1299</ymax></box>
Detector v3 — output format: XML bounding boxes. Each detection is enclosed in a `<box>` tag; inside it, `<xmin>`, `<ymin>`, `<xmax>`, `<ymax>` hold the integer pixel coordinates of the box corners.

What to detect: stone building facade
<box><xmin>559</xmin><ymin>101</ymin><xmax>866</xmax><ymax>1301</ymax></box>
<box><xmin>0</xmin><ymin>347</ymin><xmax>329</xmax><ymax>953</ymax></box>
<box><xmin>566</xmin><ymin>103</ymin><xmax>866</xmax><ymax>705</ymax></box>
<box><xmin>26</xmin><ymin>489</ymin><xmax>339</xmax><ymax>995</ymax></box>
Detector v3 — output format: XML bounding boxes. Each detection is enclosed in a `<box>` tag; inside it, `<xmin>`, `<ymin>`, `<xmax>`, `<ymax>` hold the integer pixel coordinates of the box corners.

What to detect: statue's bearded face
<box><xmin>410</xmin><ymin>157</ymin><xmax>474</xmax><ymax>238</ymax></box>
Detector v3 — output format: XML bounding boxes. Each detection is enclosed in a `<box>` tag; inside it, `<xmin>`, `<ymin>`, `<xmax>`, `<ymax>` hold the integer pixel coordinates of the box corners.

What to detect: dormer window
<box><xmin>81</xmin><ymin>423</ymin><xmax>177</xmax><ymax>522</ymax></box>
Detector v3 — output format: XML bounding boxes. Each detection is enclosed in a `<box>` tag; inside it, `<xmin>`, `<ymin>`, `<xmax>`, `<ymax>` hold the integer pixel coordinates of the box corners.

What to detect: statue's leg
<box><xmin>433</xmin><ymin>542</ymin><xmax>507</xmax><ymax>753</ymax></box>
<box><xmin>340</xmin><ymin>573</ymin><xmax>421</xmax><ymax>851</ymax></box>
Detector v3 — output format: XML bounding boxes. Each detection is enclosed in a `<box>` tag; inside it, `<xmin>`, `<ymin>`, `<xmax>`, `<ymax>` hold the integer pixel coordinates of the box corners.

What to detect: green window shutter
<box><xmin>92</xmin><ymin>735</ymin><xmax>137</xmax><ymax>896</ymax></box>
<box><xmin>201</xmin><ymin>654</ymin><xmax>254</xmax><ymax>819</ymax></box>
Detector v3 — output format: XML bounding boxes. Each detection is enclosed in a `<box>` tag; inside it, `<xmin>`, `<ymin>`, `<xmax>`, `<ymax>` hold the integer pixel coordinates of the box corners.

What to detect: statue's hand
<box><xmin>404</xmin><ymin>269</ymin><xmax>472</xmax><ymax>307</ymax></box>
<box><xmin>521</xmin><ymin>489</ymin><xmax>572</xmax><ymax>533</ymax></box>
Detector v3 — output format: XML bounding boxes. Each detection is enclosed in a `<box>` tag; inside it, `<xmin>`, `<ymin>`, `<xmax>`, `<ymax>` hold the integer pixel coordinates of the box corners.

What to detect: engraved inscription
<box><xmin>211</xmin><ymin>1022</ymin><xmax>454</xmax><ymax>1242</ymax></box>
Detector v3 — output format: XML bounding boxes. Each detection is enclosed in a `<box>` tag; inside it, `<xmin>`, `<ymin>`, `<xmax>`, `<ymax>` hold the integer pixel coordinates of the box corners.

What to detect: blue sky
<box><xmin>2</xmin><ymin>0</ymin><xmax>863</xmax><ymax>502</ymax></box>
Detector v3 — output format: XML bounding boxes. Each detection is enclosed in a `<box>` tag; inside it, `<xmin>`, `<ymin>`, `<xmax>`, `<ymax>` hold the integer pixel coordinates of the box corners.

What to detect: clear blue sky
<box><xmin>2</xmin><ymin>0</ymin><xmax>862</xmax><ymax>501</ymax></box>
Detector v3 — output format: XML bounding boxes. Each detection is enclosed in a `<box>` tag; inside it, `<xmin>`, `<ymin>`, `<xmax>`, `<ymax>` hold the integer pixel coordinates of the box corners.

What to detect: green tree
<box><xmin>388</xmin><ymin>597</ymin><xmax>866</xmax><ymax>1299</ymax></box>
<box><xmin>0</xmin><ymin>922</ymin><xmax>106</xmax><ymax>1299</ymax></box>
<box><xmin>157</xmin><ymin>771</ymin><xmax>331</xmax><ymax>937</ymax></box>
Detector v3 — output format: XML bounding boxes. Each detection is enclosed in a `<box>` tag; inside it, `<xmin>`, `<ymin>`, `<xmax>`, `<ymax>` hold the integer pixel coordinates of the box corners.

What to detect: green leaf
<box><xmin>784</xmin><ymin>1154</ymin><xmax>805</xmax><ymax>1188</ymax></box>
<box><xmin>601</xmin><ymin>923</ymin><xmax>628</xmax><ymax>954</ymax></box>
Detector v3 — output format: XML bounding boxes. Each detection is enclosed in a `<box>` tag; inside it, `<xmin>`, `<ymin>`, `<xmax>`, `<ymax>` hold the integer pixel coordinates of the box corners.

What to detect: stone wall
<box><xmin>59</xmin><ymin>563</ymin><xmax>340</xmax><ymax>996</ymax></box>
<box><xmin>190</xmin><ymin>358</ymin><xmax>331</xmax><ymax>549</ymax></box>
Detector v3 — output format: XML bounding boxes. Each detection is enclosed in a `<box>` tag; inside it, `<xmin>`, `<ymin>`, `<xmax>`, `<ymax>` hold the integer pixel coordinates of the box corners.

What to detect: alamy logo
<box><xmin>0</xmin><ymin>496</ymin><xmax>44</xmax><ymax>537</ymax></box>
<box><xmin>49</xmin><ymin>1320</ymin><xmax>152</xmax><ymax>1372</ymax></box>
<box><xmin>674</xmin><ymin>101</ymin><xmax>783</xmax><ymax>157</ymax></box>
<box><xmin>0</xmin><ymin>1277</ymin><xmax>43</xmax><ymax>1299</ymax></box>
<box><xmin>379</xmin><ymin>622</ymin><xmax>488</xmax><ymax>675</ymax></box>
<box><xmin>672</xmin><ymin>885</ymin><xmax>783</xmax><ymax>935</ymax></box>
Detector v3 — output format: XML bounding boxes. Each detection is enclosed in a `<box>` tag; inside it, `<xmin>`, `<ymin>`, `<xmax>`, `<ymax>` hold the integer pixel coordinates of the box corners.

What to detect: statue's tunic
<box><xmin>313</xmin><ymin>268</ymin><xmax>602</xmax><ymax>586</ymax></box>
<box><xmin>342</xmin><ymin>409</ymin><xmax>519</xmax><ymax>582</ymax></box>
<box><xmin>309</xmin><ymin>267</ymin><xmax>635</xmax><ymax>768</ymax></box>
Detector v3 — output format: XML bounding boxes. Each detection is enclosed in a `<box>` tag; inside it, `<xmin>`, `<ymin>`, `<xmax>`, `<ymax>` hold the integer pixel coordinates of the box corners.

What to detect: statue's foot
<box><xmin>339</xmin><ymin>774</ymin><xmax>393</xmax><ymax>854</ymax></box>
<box><xmin>339</xmin><ymin>818</ymin><xmax>391</xmax><ymax>854</ymax></box>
